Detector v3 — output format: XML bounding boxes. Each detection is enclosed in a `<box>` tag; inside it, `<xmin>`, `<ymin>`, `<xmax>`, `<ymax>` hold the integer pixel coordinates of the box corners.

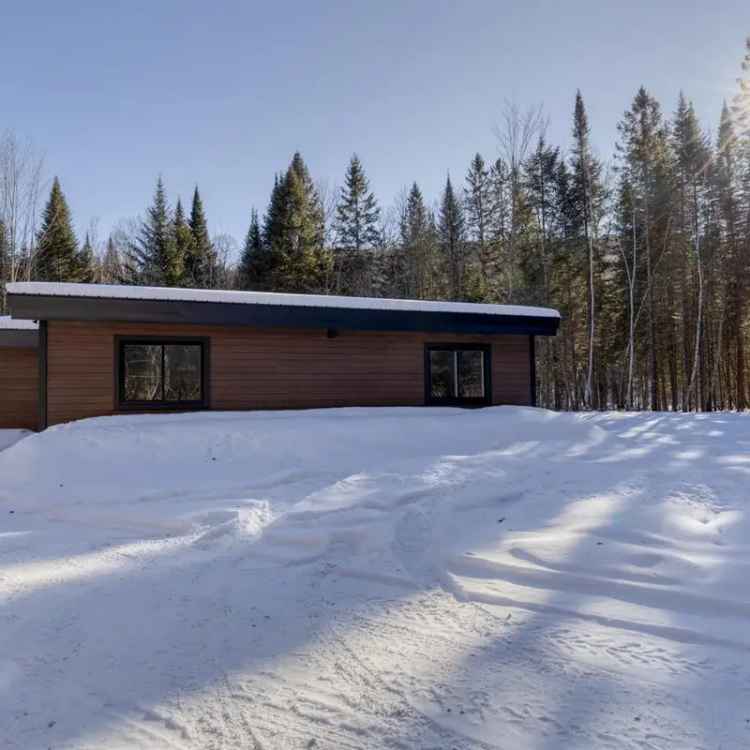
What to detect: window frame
<box><xmin>114</xmin><ymin>335</ymin><xmax>210</xmax><ymax>412</ymax></box>
<box><xmin>424</xmin><ymin>343</ymin><xmax>492</xmax><ymax>407</ymax></box>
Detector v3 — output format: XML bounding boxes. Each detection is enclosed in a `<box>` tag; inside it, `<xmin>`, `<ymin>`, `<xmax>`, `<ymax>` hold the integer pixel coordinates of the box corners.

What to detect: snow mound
<box><xmin>1</xmin><ymin>407</ymin><xmax>750</xmax><ymax>749</ymax></box>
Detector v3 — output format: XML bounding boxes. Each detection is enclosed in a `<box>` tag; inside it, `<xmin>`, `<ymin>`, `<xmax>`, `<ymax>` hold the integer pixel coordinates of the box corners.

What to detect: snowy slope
<box><xmin>1</xmin><ymin>407</ymin><xmax>749</xmax><ymax>749</ymax></box>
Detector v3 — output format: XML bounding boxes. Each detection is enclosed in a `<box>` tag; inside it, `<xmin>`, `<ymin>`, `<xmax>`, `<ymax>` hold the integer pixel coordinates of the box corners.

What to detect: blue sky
<box><xmin>2</xmin><ymin>1</ymin><xmax>749</xmax><ymax>252</ymax></box>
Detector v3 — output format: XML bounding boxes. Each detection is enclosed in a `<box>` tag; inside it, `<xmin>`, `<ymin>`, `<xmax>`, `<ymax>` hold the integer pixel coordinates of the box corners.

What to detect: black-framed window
<box><xmin>117</xmin><ymin>338</ymin><xmax>208</xmax><ymax>409</ymax></box>
<box><xmin>425</xmin><ymin>344</ymin><xmax>491</xmax><ymax>406</ymax></box>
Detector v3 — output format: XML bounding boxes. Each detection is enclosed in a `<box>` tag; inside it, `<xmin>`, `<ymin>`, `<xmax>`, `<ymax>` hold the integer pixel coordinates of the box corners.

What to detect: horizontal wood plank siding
<box><xmin>46</xmin><ymin>321</ymin><xmax>531</xmax><ymax>425</ymax></box>
<box><xmin>0</xmin><ymin>347</ymin><xmax>39</xmax><ymax>429</ymax></box>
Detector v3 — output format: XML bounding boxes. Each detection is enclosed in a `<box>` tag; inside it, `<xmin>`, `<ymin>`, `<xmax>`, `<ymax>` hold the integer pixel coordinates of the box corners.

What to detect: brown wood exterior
<box><xmin>0</xmin><ymin>346</ymin><xmax>39</xmax><ymax>430</ymax></box>
<box><xmin>45</xmin><ymin>321</ymin><xmax>532</xmax><ymax>426</ymax></box>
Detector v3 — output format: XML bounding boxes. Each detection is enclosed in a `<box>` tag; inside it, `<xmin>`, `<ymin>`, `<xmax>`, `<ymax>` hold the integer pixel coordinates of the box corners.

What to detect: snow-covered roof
<box><xmin>5</xmin><ymin>282</ymin><xmax>560</xmax><ymax>319</ymax></box>
<box><xmin>0</xmin><ymin>315</ymin><xmax>38</xmax><ymax>331</ymax></box>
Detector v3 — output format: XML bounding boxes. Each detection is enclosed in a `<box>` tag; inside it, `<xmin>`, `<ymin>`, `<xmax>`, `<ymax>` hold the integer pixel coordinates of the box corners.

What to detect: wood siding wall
<box><xmin>46</xmin><ymin>321</ymin><xmax>531</xmax><ymax>426</ymax></box>
<box><xmin>0</xmin><ymin>347</ymin><xmax>39</xmax><ymax>430</ymax></box>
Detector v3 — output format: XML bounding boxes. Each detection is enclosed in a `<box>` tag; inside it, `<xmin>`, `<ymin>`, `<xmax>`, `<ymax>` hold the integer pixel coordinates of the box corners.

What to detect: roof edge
<box><xmin>5</xmin><ymin>281</ymin><xmax>561</xmax><ymax>320</ymax></box>
<box><xmin>8</xmin><ymin>293</ymin><xmax>560</xmax><ymax>336</ymax></box>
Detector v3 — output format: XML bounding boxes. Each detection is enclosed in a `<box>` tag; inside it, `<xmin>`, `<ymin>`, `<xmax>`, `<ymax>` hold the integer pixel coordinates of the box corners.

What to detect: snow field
<box><xmin>1</xmin><ymin>406</ymin><xmax>749</xmax><ymax>748</ymax></box>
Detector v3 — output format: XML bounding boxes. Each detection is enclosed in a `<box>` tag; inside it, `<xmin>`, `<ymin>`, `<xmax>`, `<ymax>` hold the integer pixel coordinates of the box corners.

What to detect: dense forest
<box><xmin>2</xmin><ymin>40</ymin><xmax>750</xmax><ymax>412</ymax></box>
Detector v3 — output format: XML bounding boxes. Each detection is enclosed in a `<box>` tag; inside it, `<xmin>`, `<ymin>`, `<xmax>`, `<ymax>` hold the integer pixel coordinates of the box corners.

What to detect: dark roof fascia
<box><xmin>0</xmin><ymin>329</ymin><xmax>38</xmax><ymax>348</ymax></box>
<box><xmin>7</xmin><ymin>293</ymin><xmax>560</xmax><ymax>337</ymax></box>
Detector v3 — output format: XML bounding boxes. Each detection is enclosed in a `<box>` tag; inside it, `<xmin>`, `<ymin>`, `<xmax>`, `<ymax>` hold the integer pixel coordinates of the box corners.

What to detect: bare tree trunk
<box><xmin>643</xmin><ymin>188</ymin><xmax>658</xmax><ymax>410</ymax></box>
<box><xmin>686</xmin><ymin>181</ymin><xmax>703</xmax><ymax>410</ymax></box>
<box><xmin>625</xmin><ymin>206</ymin><xmax>637</xmax><ymax>408</ymax></box>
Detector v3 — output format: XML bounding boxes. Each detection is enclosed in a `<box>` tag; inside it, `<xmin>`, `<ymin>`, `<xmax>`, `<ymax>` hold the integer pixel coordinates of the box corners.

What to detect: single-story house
<box><xmin>3</xmin><ymin>282</ymin><xmax>560</xmax><ymax>430</ymax></box>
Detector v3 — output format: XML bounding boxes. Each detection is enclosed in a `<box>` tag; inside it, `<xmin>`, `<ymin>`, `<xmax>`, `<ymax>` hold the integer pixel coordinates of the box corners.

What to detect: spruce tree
<box><xmin>127</xmin><ymin>177</ymin><xmax>181</xmax><ymax>286</ymax></box>
<box><xmin>35</xmin><ymin>177</ymin><xmax>80</xmax><ymax>282</ymax></box>
<box><xmin>174</xmin><ymin>198</ymin><xmax>195</xmax><ymax>287</ymax></box>
<box><xmin>265</xmin><ymin>152</ymin><xmax>330</xmax><ymax>293</ymax></box>
<box><xmin>438</xmin><ymin>175</ymin><xmax>466</xmax><ymax>299</ymax></box>
<box><xmin>334</xmin><ymin>155</ymin><xmax>381</xmax><ymax>251</ymax></box>
<box><xmin>185</xmin><ymin>187</ymin><xmax>215</xmax><ymax>287</ymax></box>
<box><xmin>77</xmin><ymin>233</ymin><xmax>96</xmax><ymax>283</ymax></box>
<box><xmin>398</xmin><ymin>183</ymin><xmax>435</xmax><ymax>298</ymax></box>
<box><xmin>238</xmin><ymin>208</ymin><xmax>266</xmax><ymax>290</ymax></box>
<box><xmin>333</xmin><ymin>155</ymin><xmax>381</xmax><ymax>294</ymax></box>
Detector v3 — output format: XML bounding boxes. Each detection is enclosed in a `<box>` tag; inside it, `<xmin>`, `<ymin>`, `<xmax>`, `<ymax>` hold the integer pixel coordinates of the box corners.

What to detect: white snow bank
<box><xmin>0</xmin><ymin>315</ymin><xmax>37</xmax><ymax>330</ymax></box>
<box><xmin>1</xmin><ymin>407</ymin><xmax>749</xmax><ymax>749</ymax></box>
<box><xmin>6</xmin><ymin>281</ymin><xmax>560</xmax><ymax>318</ymax></box>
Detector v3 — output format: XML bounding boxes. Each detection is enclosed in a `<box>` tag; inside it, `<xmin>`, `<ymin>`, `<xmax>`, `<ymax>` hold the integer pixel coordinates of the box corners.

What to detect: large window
<box><xmin>425</xmin><ymin>345</ymin><xmax>490</xmax><ymax>406</ymax></box>
<box><xmin>118</xmin><ymin>338</ymin><xmax>207</xmax><ymax>409</ymax></box>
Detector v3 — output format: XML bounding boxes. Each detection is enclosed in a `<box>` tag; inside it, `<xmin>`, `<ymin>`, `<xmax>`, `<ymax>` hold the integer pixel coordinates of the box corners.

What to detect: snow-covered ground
<box><xmin>0</xmin><ymin>430</ymin><xmax>31</xmax><ymax>453</ymax></box>
<box><xmin>1</xmin><ymin>407</ymin><xmax>749</xmax><ymax>749</ymax></box>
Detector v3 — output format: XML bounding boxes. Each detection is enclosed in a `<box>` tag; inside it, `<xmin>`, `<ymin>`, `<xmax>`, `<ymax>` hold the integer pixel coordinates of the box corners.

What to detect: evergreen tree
<box><xmin>673</xmin><ymin>93</ymin><xmax>711</xmax><ymax>409</ymax></box>
<box><xmin>334</xmin><ymin>155</ymin><xmax>381</xmax><ymax>251</ymax></box>
<box><xmin>398</xmin><ymin>182</ymin><xmax>435</xmax><ymax>298</ymax></box>
<box><xmin>437</xmin><ymin>175</ymin><xmax>466</xmax><ymax>299</ymax></box>
<box><xmin>616</xmin><ymin>87</ymin><xmax>673</xmax><ymax>409</ymax></box>
<box><xmin>126</xmin><ymin>177</ymin><xmax>182</xmax><ymax>286</ymax></box>
<box><xmin>464</xmin><ymin>154</ymin><xmax>495</xmax><ymax>294</ymax></box>
<box><xmin>77</xmin><ymin>233</ymin><xmax>96</xmax><ymax>283</ymax></box>
<box><xmin>570</xmin><ymin>91</ymin><xmax>604</xmax><ymax>407</ymax></box>
<box><xmin>714</xmin><ymin>102</ymin><xmax>747</xmax><ymax>408</ymax></box>
<box><xmin>186</xmin><ymin>187</ymin><xmax>215</xmax><ymax>287</ymax></box>
<box><xmin>237</xmin><ymin>208</ymin><xmax>266</xmax><ymax>290</ymax></box>
<box><xmin>174</xmin><ymin>198</ymin><xmax>195</xmax><ymax>287</ymax></box>
<box><xmin>731</xmin><ymin>36</ymin><xmax>750</xmax><ymax>136</ymax></box>
<box><xmin>333</xmin><ymin>155</ymin><xmax>381</xmax><ymax>294</ymax></box>
<box><xmin>524</xmin><ymin>137</ymin><xmax>561</xmax><ymax>306</ymax></box>
<box><xmin>100</xmin><ymin>236</ymin><xmax>122</xmax><ymax>284</ymax></box>
<box><xmin>35</xmin><ymin>177</ymin><xmax>80</xmax><ymax>282</ymax></box>
<box><xmin>265</xmin><ymin>152</ymin><xmax>331</xmax><ymax>293</ymax></box>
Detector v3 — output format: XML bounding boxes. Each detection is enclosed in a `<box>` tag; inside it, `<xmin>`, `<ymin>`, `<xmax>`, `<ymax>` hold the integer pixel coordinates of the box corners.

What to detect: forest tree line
<box><xmin>2</xmin><ymin>39</ymin><xmax>750</xmax><ymax>412</ymax></box>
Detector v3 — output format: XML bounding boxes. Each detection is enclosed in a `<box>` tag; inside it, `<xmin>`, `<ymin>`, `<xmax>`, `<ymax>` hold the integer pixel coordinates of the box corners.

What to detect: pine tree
<box><xmin>186</xmin><ymin>187</ymin><xmax>215</xmax><ymax>287</ymax></box>
<box><xmin>126</xmin><ymin>177</ymin><xmax>181</xmax><ymax>286</ymax></box>
<box><xmin>438</xmin><ymin>175</ymin><xmax>466</xmax><ymax>299</ymax></box>
<box><xmin>35</xmin><ymin>177</ymin><xmax>80</xmax><ymax>282</ymax></box>
<box><xmin>238</xmin><ymin>208</ymin><xmax>266</xmax><ymax>290</ymax></box>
